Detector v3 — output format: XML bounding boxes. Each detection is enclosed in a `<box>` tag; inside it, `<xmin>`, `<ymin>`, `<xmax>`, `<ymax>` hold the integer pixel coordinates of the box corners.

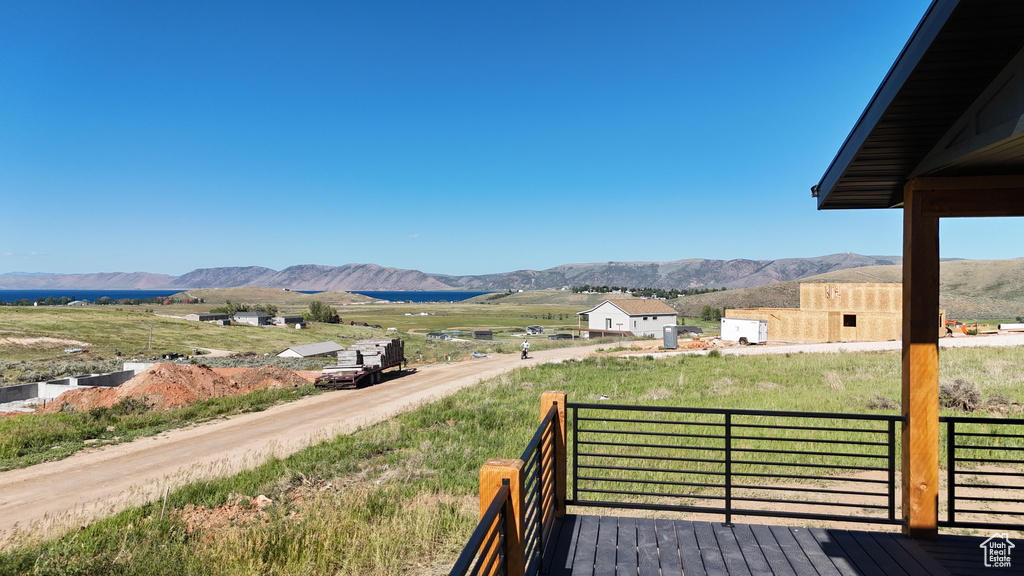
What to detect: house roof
<box><xmin>578</xmin><ymin>299</ymin><xmax>678</xmax><ymax>316</ymax></box>
<box><xmin>814</xmin><ymin>0</ymin><xmax>1024</xmax><ymax>209</ymax></box>
<box><xmin>284</xmin><ymin>341</ymin><xmax>343</xmax><ymax>357</ymax></box>
<box><xmin>234</xmin><ymin>311</ymin><xmax>270</xmax><ymax>317</ymax></box>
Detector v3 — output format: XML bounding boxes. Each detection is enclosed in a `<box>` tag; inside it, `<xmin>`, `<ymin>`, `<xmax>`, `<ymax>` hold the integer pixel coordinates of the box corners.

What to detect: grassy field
<box><xmin>0</xmin><ymin>301</ymin><xmax>602</xmax><ymax>383</ymax></box>
<box><xmin>3</xmin><ymin>345</ymin><xmax>1023</xmax><ymax>575</ymax></box>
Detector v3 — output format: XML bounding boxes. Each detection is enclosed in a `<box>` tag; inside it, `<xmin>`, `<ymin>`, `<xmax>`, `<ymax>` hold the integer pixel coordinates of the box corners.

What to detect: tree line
<box><xmin>571</xmin><ymin>285</ymin><xmax>727</xmax><ymax>299</ymax></box>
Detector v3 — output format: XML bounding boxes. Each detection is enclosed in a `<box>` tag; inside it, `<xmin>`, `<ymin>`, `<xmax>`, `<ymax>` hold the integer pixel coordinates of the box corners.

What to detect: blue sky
<box><xmin>2</xmin><ymin>1</ymin><xmax>1019</xmax><ymax>276</ymax></box>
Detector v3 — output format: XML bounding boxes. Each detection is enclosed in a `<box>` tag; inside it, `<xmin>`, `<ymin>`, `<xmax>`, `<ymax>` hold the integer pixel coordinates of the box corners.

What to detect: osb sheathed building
<box><xmin>726</xmin><ymin>283</ymin><xmax>944</xmax><ymax>343</ymax></box>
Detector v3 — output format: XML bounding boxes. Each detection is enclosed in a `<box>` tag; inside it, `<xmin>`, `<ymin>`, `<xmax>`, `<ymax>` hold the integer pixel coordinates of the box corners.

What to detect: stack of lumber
<box><xmin>350</xmin><ymin>338</ymin><xmax>404</xmax><ymax>369</ymax></box>
<box><xmin>336</xmin><ymin>349</ymin><xmax>363</xmax><ymax>367</ymax></box>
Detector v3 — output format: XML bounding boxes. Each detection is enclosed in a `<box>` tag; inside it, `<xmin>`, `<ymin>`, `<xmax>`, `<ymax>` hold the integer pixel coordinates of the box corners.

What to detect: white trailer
<box><xmin>720</xmin><ymin>318</ymin><xmax>767</xmax><ymax>345</ymax></box>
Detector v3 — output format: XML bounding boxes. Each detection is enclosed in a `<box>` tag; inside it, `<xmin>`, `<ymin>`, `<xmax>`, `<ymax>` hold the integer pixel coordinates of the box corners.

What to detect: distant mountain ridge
<box><xmin>0</xmin><ymin>254</ymin><xmax>904</xmax><ymax>292</ymax></box>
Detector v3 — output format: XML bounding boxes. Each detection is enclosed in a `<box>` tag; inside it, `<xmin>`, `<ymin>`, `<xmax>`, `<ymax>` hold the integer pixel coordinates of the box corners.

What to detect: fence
<box><xmin>941</xmin><ymin>415</ymin><xmax>1024</xmax><ymax>531</ymax></box>
<box><xmin>567</xmin><ymin>402</ymin><xmax>904</xmax><ymax>526</ymax></box>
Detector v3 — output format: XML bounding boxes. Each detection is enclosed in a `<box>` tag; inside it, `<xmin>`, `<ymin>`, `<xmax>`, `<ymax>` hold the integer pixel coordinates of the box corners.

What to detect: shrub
<box><xmin>939</xmin><ymin>378</ymin><xmax>981</xmax><ymax>412</ymax></box>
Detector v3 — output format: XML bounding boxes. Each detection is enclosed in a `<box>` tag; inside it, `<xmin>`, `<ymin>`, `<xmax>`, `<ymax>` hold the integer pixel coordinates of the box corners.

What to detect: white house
<box><xmin>577</xmin><ymin>300</ymin><xmax>678</xmax><ymax>338</ymax></box>
<box><xmin>277</xmin><ymin>341</ymin><xmax>344</xmax><ymax>359</ymax></box>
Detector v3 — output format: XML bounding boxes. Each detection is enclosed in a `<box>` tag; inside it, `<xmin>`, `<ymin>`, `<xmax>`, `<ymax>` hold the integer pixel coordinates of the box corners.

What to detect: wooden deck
<box><xmin>543</xmin><ymin>515</ymin><xmax>1024</xmax><ymax>576</ymax></box>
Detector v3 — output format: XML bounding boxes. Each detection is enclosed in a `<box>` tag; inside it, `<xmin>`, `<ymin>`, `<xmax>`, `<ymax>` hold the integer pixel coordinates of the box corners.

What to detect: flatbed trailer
<box><xmin>314</xmin><ymin>338</ymin><xmax>408</xmax><ymax>389</ymax></box>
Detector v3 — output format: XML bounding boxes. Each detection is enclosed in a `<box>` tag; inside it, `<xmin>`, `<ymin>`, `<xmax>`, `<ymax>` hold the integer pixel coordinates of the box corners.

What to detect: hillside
<box><xmin>0</xmin><ymin>254</ymin><xmax>906</xmax><ymax>292</ymax></box>
<box><xmin>173</xmin><ymin>287</ymin><xmax>375</xmax><ymax>306</ymax></box>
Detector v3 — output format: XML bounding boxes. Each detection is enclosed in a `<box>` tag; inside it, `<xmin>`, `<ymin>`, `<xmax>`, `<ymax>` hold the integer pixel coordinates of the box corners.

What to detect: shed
<box><xmin>813</xmin><ymin>0</ymin><xmax>1024</xmax><ymax>536</ymax></box>
<box><xmin>186</xmin><ymin>312</ymin><xmax>229</xmax><ymax>322</ymax></box>
<box><xmin>271</xmin><ymin>315</ymin><xmax>304</xmax><ymax>326</ymax></box>
<box><xmin>473</xmin><ymin>330</ymin><xmax>493</xmax><ymax>340</ymax></box>
<box><xmin>233</xmin><ymin>311</ymin><xmax>271</xmax><ymax>326</ymax></box>
<box><xmin>277</xmin><ymin>341</ymin><xmax>344</xmax><ymax>359</ymax></box>
<box><xmin>577</xmin><ymin>300</ymin><xmax>678</xmax><ymax>338</ymax></box>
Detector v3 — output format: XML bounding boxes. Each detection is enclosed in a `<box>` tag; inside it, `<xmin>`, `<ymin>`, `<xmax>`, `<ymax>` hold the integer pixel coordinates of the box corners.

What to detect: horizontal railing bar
<box><xmin>579</xmin><ymin>428</ymin><xmax>725</xmax><ymax>440</ymax></box>
<box><xmin>940</xmin><ymin>416</ymin><xmax>1024</xmax><ymax>426</ymax></box>
<box><xmin>939</xmin><ymin>520</ymin><xmax>1024</xmax><ymax>530</ymax></box>
<box><xmin>734</xmin><ymin>422</ymin><xmax>888</xmax><ymax>433</ymax></box>
<box><xmin>577</xmin><ymin>453</ymin><xmax>726</xmax><ymax>466</ymax></box>
<box><xmin>575</xmin><ymin>488</ymin><xmax>726</xmax><ymax>502</ymax></box>
<box><xmin>577</xmin><ymin>477</ymin><xmax>726</xmax><ymax>491</ymax></box>
<box><xmin>955</xmin><ymin>457</ymin><xmax>1024</xmax><ymax>465</ymax></box>
<box><xmin>951</xmin><ymin>469</ymin><xmax>1024</xmax><ymax>478</ymax></box>
<box><xmin>953</xmin><ymin>431</ymin><xmax>1024</xmax><ymax>439</ymax></box>
<box><xmin>730</xmin><ymin>434</ymin><xmax>889</xmax><ymax>447</ymax></box>
<box><xmin>949</xmin><ymin>507</ymin><xmax>1024</xmax><ymax>517</ymax></box>
<box><xmin>732</xmin><ymin>471</ymin><xmax>889</xmax><ymax>484</ymax></box>
<box><xmin>731</xmin><ymin>484</ymin><xmax>887</xmax><ymax>498</ymax></box>
<box><xmin>570</xmin><ymin>402</ymin><xmax>905</xmax><ymax>422</ymax></box>
<box><xmin>954</xmin><ymin>444</ymin><xmax>1024</xmax><ymax>452</ymax></box>
<box><xmin>732</xmin><ymin>496</ymin><xmax>889</xmax><ymax>511</ymax></box>
<box><xmin>731</xmin><ymin>460</ymin><xmax>888</xmax><ymax>472</ymax></box>
<box><xmin>949</xmin><ymin>495</ymin><xmax>1024</xmax><ymax>504</ymax></box>
<box><xmin>955</xmin><ymin>482</ymin><xmax>1024</xmax><ymax>491</ymax></box>
<box><xmin>732</xmin><ymin>447</ymin><xmax>888</xmax><ymax>459</ymax></box>
<box><xmin>576</xmin><ymin>417</ymin><xmax>724</xmax><ymax>428</ymax></box>
<box><xmin>577</xmin><ymin>440</ymin><xmax>725</xmax><ymax>452</ymax></box>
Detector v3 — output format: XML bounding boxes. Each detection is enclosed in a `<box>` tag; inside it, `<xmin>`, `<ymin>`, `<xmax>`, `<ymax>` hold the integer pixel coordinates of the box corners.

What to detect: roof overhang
<box><xmin>814</xmin><ymin>0</ymin><xmax>1024</xmax><ymax>210</ymax></box>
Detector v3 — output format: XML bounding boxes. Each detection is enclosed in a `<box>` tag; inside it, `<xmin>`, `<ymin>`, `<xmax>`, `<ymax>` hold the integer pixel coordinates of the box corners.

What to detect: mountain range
<box><xmin>0</xmin><ymin>254</ymin><xmax>903</xmax><ymax>292</ymax></box>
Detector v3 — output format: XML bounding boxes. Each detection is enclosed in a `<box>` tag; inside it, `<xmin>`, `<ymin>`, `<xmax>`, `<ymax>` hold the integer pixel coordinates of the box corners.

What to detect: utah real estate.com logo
<box><xmin>981</xmin><ymin>533</ymin><xmax>1014</xmax><ymax>568</ymax></box>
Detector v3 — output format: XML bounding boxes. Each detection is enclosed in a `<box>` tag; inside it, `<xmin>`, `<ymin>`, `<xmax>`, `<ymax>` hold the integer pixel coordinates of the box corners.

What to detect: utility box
<box><xmin>720</xmin><ymin>318</ymin><xmax>767</xmax><ymax>345</ymax></box>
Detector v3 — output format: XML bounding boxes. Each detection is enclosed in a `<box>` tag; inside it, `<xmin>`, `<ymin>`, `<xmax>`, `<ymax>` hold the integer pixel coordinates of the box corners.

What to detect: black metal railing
<box><xmin>567</xmin><ymin>402</ymin><xmax>904</xmax><ymax>525</ymax></box>
<box><xmin>941</xmin><ymin>415</ymin><xmax>1024</xmax><ymax>530</ymax></box>
<box><xmin>449</xmin><ymin>480</ymin><xmax>511</xmax><ymax>576</ymax></box>
<box><xmin>519</xmin><ymin>403</ymin><xmax>559</xmax><ymax>575</ymax></box>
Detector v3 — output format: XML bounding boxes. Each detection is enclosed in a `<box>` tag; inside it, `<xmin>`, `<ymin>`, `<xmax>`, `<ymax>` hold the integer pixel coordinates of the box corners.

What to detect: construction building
<box><xmin>726</xmin><ymin>283</ymin><xmax>944</xmax><ymax>343</ymax></box>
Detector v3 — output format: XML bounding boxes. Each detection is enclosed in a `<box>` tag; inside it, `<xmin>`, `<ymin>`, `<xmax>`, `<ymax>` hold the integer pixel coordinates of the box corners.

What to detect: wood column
<box><xmin>541</xmin><ymin>391</ymin><xmax>567</xmax><ymax>518</ymax></box>
<box><xmin>479</xmin><ymin>458</ymin><xmax>526</xmax><ymax>576</ymax></box>
<box><xmin>901</xmin><ymin>183</ymin><xmax>940</xmax><ymax>538</ymax></box>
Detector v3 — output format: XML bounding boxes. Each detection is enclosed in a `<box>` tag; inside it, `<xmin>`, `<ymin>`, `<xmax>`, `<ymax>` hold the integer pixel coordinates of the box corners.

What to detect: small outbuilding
<box><xmin>473</xmin><ymin>330</ymin><xmax>493</xmax><ymax>340</ymax></box>
<box><xmin>271</xmin><ymin>315</ymin><xmax>304</xmax><ymax>326</ymax></box>
<box><xmin>233</xmin><ymin>311</ymin><xmax>271</xmax><ymax>326</ymax></box>
<box><xmin>186</xmin><ymin>312</ymin><xmax>229</xmax><ymax>322</ymax></box>
<box><xmin>277</xmin><ymin>341</ymin><xmax>344</xmax><ymax>359</ymax></box>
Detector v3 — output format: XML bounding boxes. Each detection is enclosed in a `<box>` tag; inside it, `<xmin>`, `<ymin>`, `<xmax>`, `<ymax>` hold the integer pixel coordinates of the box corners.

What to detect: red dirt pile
<box><xmin>39</xmin><ymin>363</ymin><xmax>311</xmax><ymax>414</ymax></box>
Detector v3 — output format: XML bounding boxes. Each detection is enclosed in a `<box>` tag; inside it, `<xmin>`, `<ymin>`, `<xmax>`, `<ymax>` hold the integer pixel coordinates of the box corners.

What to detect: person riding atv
<box><xmin>520</xmin><ymin>339</ymin><xmax>530</xmax><ymax>359</ymax></box>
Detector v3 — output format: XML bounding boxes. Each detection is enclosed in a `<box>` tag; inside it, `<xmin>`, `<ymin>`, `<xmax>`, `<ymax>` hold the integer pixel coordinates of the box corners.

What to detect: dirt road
<box><xmin>0</xmin><ymin>345</ymin><xmax>604</xmax><ymax>542</ymax></box>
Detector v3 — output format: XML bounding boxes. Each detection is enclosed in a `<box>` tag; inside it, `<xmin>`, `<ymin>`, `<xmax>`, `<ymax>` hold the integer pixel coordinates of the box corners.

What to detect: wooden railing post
<box><xmin>541</xmin><ymin>391</ymin><xmax>567</xmax><ymax>518</ymax></box>
<box><xmin>480</xmin><ymin>459</ymin><xmax>525</xmax><ymax>576</ymax></box>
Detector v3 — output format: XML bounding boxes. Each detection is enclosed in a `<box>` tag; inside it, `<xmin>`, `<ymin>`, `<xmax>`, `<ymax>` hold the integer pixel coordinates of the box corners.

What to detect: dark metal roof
<box><xmin>815</xmin><ymin>0</ymin><xmax>1024</xmax><ymax>210</ymax></box>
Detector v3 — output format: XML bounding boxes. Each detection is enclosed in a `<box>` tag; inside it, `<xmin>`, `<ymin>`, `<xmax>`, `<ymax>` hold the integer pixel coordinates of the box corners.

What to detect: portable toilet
<box><xmin>663</xmin><ymin>325</ymin><xmax>679</xmax><ymax>349</ymax></box>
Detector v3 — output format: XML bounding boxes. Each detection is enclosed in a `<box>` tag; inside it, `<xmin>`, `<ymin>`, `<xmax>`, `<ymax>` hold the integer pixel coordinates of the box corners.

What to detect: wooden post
<box><xmin>901</xmin><ymin>183</ymin><xmax>940</xmax><ymax>538</ymax></box>
<box><xmin>479</xmin><ymin>459</ymin><xmax>525</xmax><ymax>576</ymax></box>
<box><xmin>541</xmin><ymin>391</ymin><xmax>567</xmax><ymax>518</ymax></box>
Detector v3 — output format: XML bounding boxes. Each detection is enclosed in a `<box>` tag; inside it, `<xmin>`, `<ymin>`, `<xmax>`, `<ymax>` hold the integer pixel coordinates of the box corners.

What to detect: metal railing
<box><xmin>941</xmin><ymin>415</ymin><xmax>1024</xmax><ymax>530</ymax></box>
<box><xmin>567</xmin><ymin>402</ymin><xmax>905</xmax><ymax>525</ymax></box>
<box><xmin>519</xmin><ymin>403</ymin><xmax>559</xmax><ymax>575</ymax></box>
<box><xmin>449</xmin><ymin>480</ymin><xmax>511</xmax><ymax>576</ymax></box>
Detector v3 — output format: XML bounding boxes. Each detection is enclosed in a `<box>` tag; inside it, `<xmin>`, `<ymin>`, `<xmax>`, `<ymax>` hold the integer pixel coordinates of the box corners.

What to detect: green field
<box><xmin>0</xmin><ymin>300</ymin><xmax>610</xmax><ymax>384</ymax></box>
<box><xmin>3</xmin><ymin>345</ymin><xmax>1023</xmax><ymax>575</ymax></box>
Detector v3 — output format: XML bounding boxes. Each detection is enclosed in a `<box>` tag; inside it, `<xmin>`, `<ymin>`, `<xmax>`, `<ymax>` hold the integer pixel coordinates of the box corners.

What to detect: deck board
<box><xmin>538</xmin><ymin>515</ymin><xmax>1000</xmax><ymax>575</ymax></box>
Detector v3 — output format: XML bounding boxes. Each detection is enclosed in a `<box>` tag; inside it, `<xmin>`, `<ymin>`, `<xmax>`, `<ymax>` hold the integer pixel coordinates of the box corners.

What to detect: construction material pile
<box><xmin>348</xmin><ymin>339</ymin><xmax>404</xmax><ymax>369</ymax></box>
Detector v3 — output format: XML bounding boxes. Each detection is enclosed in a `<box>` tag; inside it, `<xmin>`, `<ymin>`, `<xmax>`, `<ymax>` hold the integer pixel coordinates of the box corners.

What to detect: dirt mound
<box><xmin>228</xmin><ymin>366</ymin><xmax>309</xmax><ymax>393</ymax></box>
<box><xmin>40</xmin><ymin>363</ymin><xmax>311</xmax><ymax>414</ymax></box>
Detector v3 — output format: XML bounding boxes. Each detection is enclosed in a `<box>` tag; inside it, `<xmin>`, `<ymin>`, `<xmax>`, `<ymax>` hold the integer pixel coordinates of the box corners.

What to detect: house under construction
<box><xmin>726</xmin><ymin>283</ymin><xmax>944</xmax><ymax>343</ymax></box>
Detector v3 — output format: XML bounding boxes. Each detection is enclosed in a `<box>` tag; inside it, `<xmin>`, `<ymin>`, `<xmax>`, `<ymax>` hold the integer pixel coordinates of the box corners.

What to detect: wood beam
<box><xmin>906</xmin><ymin>176</ymin><xmax>1024</xmax><ymax>217</ymax></box>
<box><xmin>479</xmin><ymin>459</ymin><xmax>525</xmax><ymax>576</ymax></box>
<box><xmin>901</xmin><ymin>185</ymin><xmax>940</xmax><ymax>539</ymax></box>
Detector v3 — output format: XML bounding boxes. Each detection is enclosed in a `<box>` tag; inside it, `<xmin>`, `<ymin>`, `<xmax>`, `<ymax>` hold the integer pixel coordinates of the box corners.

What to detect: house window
<box><xmin>643</xmin><ymin>316</ymin><xmax>648</xmax><ymax>321</ymax></box>
<box><xmin>843</xmin><ymin>314</ymin><xmax>857</xmax><ymax>327</ymax></box>
<box><xmin>605</xmin><ymin>318</ymin><xmax>612</xmax><ymax>330</ymax></box>
<box><xmin>633</xmin><ymin>320</ymin><xmax>637</xmax><ymax>328</ymax></box>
